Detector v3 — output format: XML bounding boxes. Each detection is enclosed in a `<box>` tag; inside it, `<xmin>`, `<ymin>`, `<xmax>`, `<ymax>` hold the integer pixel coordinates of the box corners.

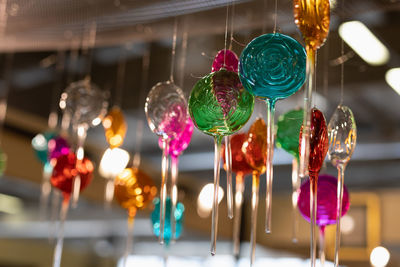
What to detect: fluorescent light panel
<box><xmin>339</xmin><ymin>21</ymin><xmax>390</xmax><ymax>66</ymax></box>
<box><xmin>385</xmin><ymin>68</ymin><xmax>400</xmax><ymax>95</ymax></box>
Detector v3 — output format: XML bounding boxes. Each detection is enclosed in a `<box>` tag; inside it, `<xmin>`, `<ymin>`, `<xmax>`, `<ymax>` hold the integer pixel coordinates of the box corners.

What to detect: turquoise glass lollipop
<box><xmin>189</xmin><ymin>68</ymin><xmax>254</xmax><ymax>255</ymax></box>
<box><xmin>239</xmin><ymin>32</ymin><xmax>306</xmax><ymax>233</ymax></box>
<box><xmin>151</xmin><ymin>197</ymin><xmax>184</xmax><ymax>245</ymax></box>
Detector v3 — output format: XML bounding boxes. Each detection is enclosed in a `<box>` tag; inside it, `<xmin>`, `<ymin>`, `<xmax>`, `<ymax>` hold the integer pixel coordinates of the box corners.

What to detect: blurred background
<box><xmin>0</xmin><ymin>0</ymin><xmax>399</xmax><ymax>266</ymax></box>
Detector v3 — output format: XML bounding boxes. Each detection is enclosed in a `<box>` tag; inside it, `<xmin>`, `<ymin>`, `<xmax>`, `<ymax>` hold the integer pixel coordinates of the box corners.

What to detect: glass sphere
<box><xmin>242</xmin><ymin>118</ymin><xmax>267</xmax><ymax>174</ymax></box>
<box><xmin>103</xmin><ymin>106</ymin><xmax>127</xmax><ymax>148</ymax></box>
<box><xmin>222</xmin><ymin>133</ymin><xmax>253</xmax><ymax>176</ymax></box>
<box><xmin>32</xmin><ymin>132</ymin><xmax>55</xmax><ymax>164</ymax></box>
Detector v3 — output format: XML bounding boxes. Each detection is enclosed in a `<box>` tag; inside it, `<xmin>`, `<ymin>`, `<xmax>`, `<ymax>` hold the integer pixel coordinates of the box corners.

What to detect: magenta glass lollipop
<box><xmin>158</xmin><ymin>116</ymin><xmax>193</xmax><ymax>241</ymax></box>
<box><xmin>212</xmin><ymin>49</ymin><xmax>239</xmax><ymax>73</ymax></box>
<box><xmin>298</xmin><ymin>174</ymin><xmax>350</xmax><ymax>266</ymax></box>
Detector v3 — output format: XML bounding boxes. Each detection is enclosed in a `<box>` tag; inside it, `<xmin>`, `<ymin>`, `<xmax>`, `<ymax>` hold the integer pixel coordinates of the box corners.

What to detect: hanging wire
<box><xmin>228</xmin><ymin>2</ymin><xmax>235</xmax><ymax>50</ymax></box>
<box><xmin>49</xmin><ymin>50</ymin><xmax>66</xmax><ymax>130</ymax></box>
<box><xmin>133</xmin><ymin>47</ymin><xmax>150</xmax><ymax>169</ymax></box>
<box><xmin>273</xmin><ymin>0</ymin><xmax>278</xmax><ymax>33</ymax></box>
<box><xmin>169</xmin><ymin>18</ymin><xmax>178</xmax><ymax>83</ymax></box>
<box><xmin>223</xmin><ymin>4</ymin><xmax>229</xmax><ymax>67</ymax></box>
<box><xmin>261</xmin><ymin>0</ymin><xmax>268</xmax><ymax>34</ymax></box>
<box><xmin>82</xmin><ymin>22</ymin><xmax>97</xmax><ymax>80</ymax></box>
<box><xmin>178</xmin><ymin>18</ymin><xmax>188</xmax><ymax>91</ymax></box>
<box><xmin>114</xmin><ymin>44</ymin><xmax>129</xmax><ymax>107</ymax></box>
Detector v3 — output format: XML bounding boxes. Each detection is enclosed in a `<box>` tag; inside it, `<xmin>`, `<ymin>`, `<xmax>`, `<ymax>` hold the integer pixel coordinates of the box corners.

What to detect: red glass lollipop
<box><xmin>50</xmin><ymin>152</ymin><xmax>94</xmax><ymax>267</ymax></box>
<box><xmin>299</xmin><ymin>108</ymin><xmax>329</xmax><ymax>267</ymax></box>
<box><xmin>222</xmin><ymin>133</ymin><xmax>252</xmax><ymax>256</ymax></box>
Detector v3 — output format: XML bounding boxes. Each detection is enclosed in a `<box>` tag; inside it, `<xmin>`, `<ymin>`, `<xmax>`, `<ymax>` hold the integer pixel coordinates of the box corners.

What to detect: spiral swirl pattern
<box><xmin>239</xmin><ymin>33</ymin><xmax>306</xmax><ymax>102</ymax></box>
<box><xmin>298</xmin><ymin>174</ymin><xmax>350</xmax><ymax>226</ymax></box>
<box><xmin>188</xmin><ymin>69</ymin><xmax>254</xmax><ymax>137</ymax></box>
<box><xmin>145</xmin><ymin>81</ymin><xmax>188</xmax><ymax>140</ymax></box>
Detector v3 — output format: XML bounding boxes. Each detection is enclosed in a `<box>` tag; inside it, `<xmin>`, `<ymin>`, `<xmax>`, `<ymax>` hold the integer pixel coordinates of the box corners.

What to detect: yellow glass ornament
<box><xmin>103</xmin><ymin>106</ymin><xmax>127</xmax><ymax>148</ymax></box>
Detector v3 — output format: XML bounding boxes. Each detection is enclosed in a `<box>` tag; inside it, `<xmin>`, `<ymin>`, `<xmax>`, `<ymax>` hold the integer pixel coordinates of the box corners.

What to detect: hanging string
<box><xmin>223</xmin><ymin>4</ymin><xmax>229</xmax><ymax>67</ymax></box>
<box><xmin>178</xmin><ymin>18</ymin><xmax>188</xmax><ymax>90</ymax></box>
<box><xmin>228</xmin><ymin>2</ymin><xmax>235</xmax><ymax>50</ymax></box>
<box><xmin>83</xmin><ymin>22</ymin><xmax>97</xmax><ymax>80</ymax></box>
<box><xmin>115</xmin><ymin>44</ymin><xmax>129</xmax><ymax>107</ymax></box>
<box><xmin>262</xmin><ymin>0</ymin><xmax>268</xmax><ymax>34</ymax></box>
<box><xmin>169</xmin><ymin>18</ymin><xmax>178</xmax><ymax>83</ymax></box>
<box><xmin>273</xmin><ymin>0</ymin><xmax>278</xmax><ymax>33</ymax></box>
<box><xmin>133</xmin><ymin>47</ymin><xmax>150</xmax><ymax>169</ymax></box>
<box><xmin>339</xmin><ymin>2</ymin><xmax>345</xmax><ymax>105</ymax></box>
<box><xmin>49</xmin><ymin>50</ymin><xmax>66</xmax><ymax>130</ymax></box>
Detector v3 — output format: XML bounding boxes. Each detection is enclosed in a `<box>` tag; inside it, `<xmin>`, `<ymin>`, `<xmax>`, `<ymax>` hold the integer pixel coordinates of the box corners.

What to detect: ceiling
<box><xmin>0</xmin><ymin>0</ymin><xmax>400</xmax><ymax>266</ymax></box>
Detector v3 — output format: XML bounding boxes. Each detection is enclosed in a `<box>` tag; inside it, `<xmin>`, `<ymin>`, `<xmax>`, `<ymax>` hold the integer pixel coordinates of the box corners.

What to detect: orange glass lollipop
<box><xmin>242</xmin><ymin>118</ymin><xmax>267</xmax><ymax>265</ymax></box>
<box><xmin>103</xmin><ymin>106</ymin><xmax>127</xmax><ymax>149</ymax></box>
<box><xmin>114</xmin><ymin>167</ymin><xmax>157</xmax><ymax>266</ymax></box>
<box><xmin>294</xmin><ymin>0</ymin><xmax>330</xmax><ymax>180</ymax></box>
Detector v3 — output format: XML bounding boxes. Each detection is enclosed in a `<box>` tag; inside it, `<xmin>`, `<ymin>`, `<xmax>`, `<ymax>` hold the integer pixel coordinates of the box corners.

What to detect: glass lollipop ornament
<box><xmin>32</xmin><ymin>131</ymin><xmax>56</xmax><ymax>218</ymax></box>
<box><xmin>151</xmin><ymin>197</ymin><xmax>184</xmax><ymax>245</ymax></box>
<box><xmin>212</xmin><ymin>49</ymin><xmax>239</xmax><ymax>219</ymax></box>
<box><xmin>222</xmin><ymin>133</ymin><xmax>253</xmax><ymax>256</ymax></box>
<box><xmin>294</xmin><ymin>0</ymin><xmax>330</xmax><ymax>178</ymax></box>
<box><xmin>299</xmin><ymin>108</ymin><xmax>329</xmax><ymax>267</ymax></box>
<box><xmin>242</xmin><ymin>118</ymin><xmax>267</xmax><ymax>265</ymax></box>
<box><xmin>327</xmin><ymin>105</ymin><xmax>357</xmax><ymax>267</ymax></box>
<box><xmin>239</xmin><ymin>32</ymin><xmax>306</xmax><ymax>233</ymax></box>
<box><xmin>145</xmin><ymin>81</ymin><xmax>188</xmax><ymax>244</ymax></box>
<box><xmin>101</xmin><ymin>106</ymin><xmax>128</xmax><ymax>206</ymax></box>
<box><xmin>61</xmin><ymin>78</ymin><xmax>108</xmax><ymax>207</ymax></box>
<box><xmin>189</xmin><ymin>68</ymin><xmax>254</xmax><ymax>255</ymax></box>
<box><xmin>50</xmin><ymin>152</ymin><xmax>94</xmax><ymax>267</ymax></box>
<box><xmin>298</xmin><ymin>174</ymin><xmax>350</xmax><ymax>267</ymax></box>
<box><xmin>158</xmin><ymin>116</ymin><xmax>193</xmax><ymax>241</ymax></box>
<box><xmin>114</xmin><ymin>167</ymin><xmax>157</xmax><ymax>267</ymax></box>
<box><xmin>276</xmin><ymin>108</ymin><xmax>303</xmax><ymax>242</ymax></box>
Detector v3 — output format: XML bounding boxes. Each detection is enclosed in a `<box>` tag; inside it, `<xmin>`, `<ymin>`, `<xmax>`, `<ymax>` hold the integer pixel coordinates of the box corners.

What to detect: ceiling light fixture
<box><xmin>339</xmin><ymin>21</ymin><xmax>390</xmax><ymax>66</ymax></box>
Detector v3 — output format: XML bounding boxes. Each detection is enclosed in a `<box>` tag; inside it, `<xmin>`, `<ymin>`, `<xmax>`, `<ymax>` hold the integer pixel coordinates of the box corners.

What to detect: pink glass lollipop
<box><xmin>298</xmin><ymin>174</ymin><xmax>350</xmax><ymax>266</ymax></box>
<box><xmin>212</xmin><ymin>49</ymin><xmax>239</xmax><ymax>219</ymax></box>
<box><xmin>145</xmin><ymin>81</ymin><xmax>188</xmax><ymax>244</ymax></box>
<box><xmin>158</xmin><ymin>116</ymin><xmax>193</xmax><ymax>241</ymax></box>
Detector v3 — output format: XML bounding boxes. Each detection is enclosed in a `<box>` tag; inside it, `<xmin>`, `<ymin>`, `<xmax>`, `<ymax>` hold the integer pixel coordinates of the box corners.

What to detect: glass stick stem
<box><xmin>170</xmin><ymin>156</ymin><xmax>179</xmax><ymax>242</ymax></box>
<box><xmin>225</xmin><ymin>135</ymin><xmax>233</xmax><ymax>219</ymax></box>
<box><xmin>299</xmin><ymin>48</ymin><xmax>315</xmax><ymax>178</ymax></box>
<box><xmin>319</xmin><ymin>226</ymin><xmax>326</xmax><ymax>267</ymax></box>
<box><xmin>334</xmin><ymin>165</ymin><xmax>345</xmax><ymax>267</ymax></box>
<box><xmin>52</xmin><ymin>197</ymin><xmax>70</xmax><ymax>267</ymax></box>
<box><xmin>39</xmin><ymin>163</ymin><xmax>53</xmax><ymax>220</ymax></box>
<box><xmin>211</xmin><ymin>136</ymin><xmax>223</xmax><ymax>256</ymax></box>
<box><xmin>104</xmin><ymin>178</ymin><xmax>115</xmax><ymax>209</ymax></box>
<box><xmin>265</xmin><ymin>100</ymin><xmax>275</xmax><ymax>233</ymax></box>
<box><xmin>250</xmin><ymin>172</ymin><xmax>260</xmax><ymax>266</ymax></box>
<box><xmin>310</xmin><ymin>172</ymin><xmax>318</xmax><ymax>267</ymax></box>
<box><xmin>72</xmin><ymin>125</ymin><xmax>87</xmax><ymax>208</ymax></box>
<box><xmin>291</xmin><ymin>158</ymin><xmax>300</xmax><ymax>243</ymax></box>
<box><xmin>159</xmin><ymin>140</ymin><xmax>170</xmax><ymax>245</ymax></box>
<box><xmin>233</xmin><ymin>173</ymin><xmax>244</xmax><ymax>257</ymax></box>
<box><xmin>123</xmin><ymin>211</ymin><xmax>136</xmax><ymax>267</ymax></box>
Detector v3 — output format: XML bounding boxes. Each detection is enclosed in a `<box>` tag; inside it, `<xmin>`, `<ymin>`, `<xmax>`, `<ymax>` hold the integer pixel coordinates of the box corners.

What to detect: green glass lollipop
<box><xmin>276</xmin><ymin>109</ymin><xmax>304</xmax><ymax>160</ymax></box>
<box><xmin>276</xmin><ymin>108</ymin><xmax>303</xmax><ymax>242</ymax></box>
<box><xmin>189</xmin><ymin>69</ymin><xmax>254</xmax><ymax>255</ymax></box>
